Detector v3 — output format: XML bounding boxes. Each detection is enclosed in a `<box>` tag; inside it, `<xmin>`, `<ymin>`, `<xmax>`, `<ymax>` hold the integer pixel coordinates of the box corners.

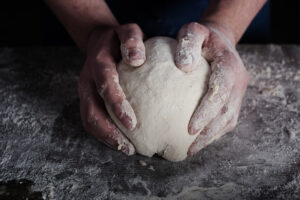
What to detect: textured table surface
<box><xmin>0</xmin><ymin>45</ymin><xmax>299</xmax><ymax>200</ymax></box>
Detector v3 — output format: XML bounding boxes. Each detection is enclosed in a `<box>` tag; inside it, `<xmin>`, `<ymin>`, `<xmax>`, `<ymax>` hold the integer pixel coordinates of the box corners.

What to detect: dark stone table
<box><xmin>0</xmin><ymin>45</ymin><xmax>299</xmax><ymax>200</ymax></box>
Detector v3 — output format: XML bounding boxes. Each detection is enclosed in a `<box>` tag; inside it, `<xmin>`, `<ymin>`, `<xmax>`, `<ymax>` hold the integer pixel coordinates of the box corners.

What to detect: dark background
<box><xmin>0</xmin><ymin>0</ymin><xmax>299</xmax><ymax>46</ymax></box>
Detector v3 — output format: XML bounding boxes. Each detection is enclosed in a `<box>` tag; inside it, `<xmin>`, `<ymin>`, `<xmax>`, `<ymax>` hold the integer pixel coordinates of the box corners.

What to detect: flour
<box><xmin>175</xmin><ymin>27</ymin><xmax>205</xmax><ymax>72</ymax></box>
<box><xmin>120</xmin><ymin>38</ymin><xmax>145</xmax><ymax>66</ymax></box>
<box><xmin>0</xmin><ymin>45</ymin><xmax>299</xmax><ymax>199</ymax></box>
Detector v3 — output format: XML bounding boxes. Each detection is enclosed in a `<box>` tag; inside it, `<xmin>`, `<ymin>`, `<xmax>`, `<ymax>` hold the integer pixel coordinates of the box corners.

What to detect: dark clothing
<box><xmin>106</xmin><ymin>0</ymin><xmax>270</xmax><ymax>43</ymax></box>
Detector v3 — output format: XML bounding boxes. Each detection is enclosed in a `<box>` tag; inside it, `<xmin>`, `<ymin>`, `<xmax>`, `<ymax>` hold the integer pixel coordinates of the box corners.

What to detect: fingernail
<box><xmin>120</xmin><ymin>143</ymin><xmax>135</xmax><ymax>156</ymax></box>
<box><xmin>128</xmin><ymin>50</ymin><xmax>145</xmax><ymax>66</ymax></box>
<box><xmin>117</xmin><ymin>137</ymin><xmax>135</xmax><ymax>156</ymax></box>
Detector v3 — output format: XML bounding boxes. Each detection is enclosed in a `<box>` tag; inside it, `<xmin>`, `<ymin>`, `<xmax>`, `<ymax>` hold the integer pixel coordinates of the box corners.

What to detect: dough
<box><xmin>106</xmin><ymin>37</ymin><xmax>210</xmax><ymax>161</ymax></box>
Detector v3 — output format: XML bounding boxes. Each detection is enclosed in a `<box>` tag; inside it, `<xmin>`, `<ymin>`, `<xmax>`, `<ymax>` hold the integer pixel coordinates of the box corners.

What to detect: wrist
<box><xmin>199</xmin><ymin>0</ymin><xmax>267</xmax><ymax>45</ymax></box>
<box><xmin>200</xmin><ymin>20</ymin><xmax>236</xmax><ymax>46</ymax></box>
<box><xmin>85</xmin><ymin>25</ymin><xmax>117</xmax><ymax>55</ymax></box>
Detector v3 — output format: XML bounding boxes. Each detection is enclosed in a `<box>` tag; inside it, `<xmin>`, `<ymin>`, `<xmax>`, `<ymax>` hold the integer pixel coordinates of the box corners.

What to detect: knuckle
<box><xmin>221</xmin><ymin>49</ymin><xmax>236</xmax><ymax>61</ymax></box>
<box><xmin>122</xmin><ymin>23</ymin><xmax>142</xmax><ymax>38</ymax></box>
<box><xmin>125</xmin><ymin>23</ymin><xmax>140</xmax><ymax>30</ymax></box>
<box><xmin>93</xmin><ymin>65</ymin><xmax>117</xmax><ymax>87</ymax></box>
<box><xmin>121</xmin><ymin>37</ymin><xmax>144</xmax><ymax>53</ymax></box>
<box><xmin>123</xmin><ymin>38</ymin><xmax>139</xmax><ymax>48</ymax></box>
<box><xmin>186</xmin><ymin>22</ymin><xmax>208</xmax><ymax>33</ymax></box>
<box><xmin>94</xmin><ymin>51</ymin><xmax>112</xmax><ymax>66</ymax></box>
<box><xmin>100</xmin><ymin>82</ymin><xmax>124</xmax><ymax>104</ymax></box>
<box><xmin>117</xmin><ymin>23</ymin><xmax>143</xmax><ymax>44</ymax></box>
<box><xmin>216</xmin><ymin>51</ymin><xmax>239</xmax><ymax>73</ymax></box>
<box><xmin>215</xmin><ymin>49</ymin><xmax>235</xmax><ymax>63</ymax></box>
<box><xmin>186</xmin><ymin>22</ymin><xmax>199</xmax><ymax>29</ymax></box>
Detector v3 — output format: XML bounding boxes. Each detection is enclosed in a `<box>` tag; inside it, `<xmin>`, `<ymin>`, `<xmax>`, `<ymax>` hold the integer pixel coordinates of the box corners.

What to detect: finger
<box><xmin>188</xmin><ymin>69</ymin><xmax>248</xmax><ymax>155</ymax></box>
<box><xmin>78</xmin><ymin>77</ymin><xmax>135</xmax><ymax>156</ymax></box>
<box><xmin>188</xmin><ymin>106</ymin><xmax>237</xmax><ymax>156</ymax></box>
<box><xmin>175</xmin><ymin>22</ymin><xmax>209</xmax><ymax>73</ymax></box>
<box><xmin>188</xmin><ymin>50</ymin><xmax>239</xmax><ymax>135</ymax></box>
<box><xmin>116</xmin><ymin>23</ymin><xmax>145</xmax><ymax>67</ymax></box>
<box><xmin>91</xmin><ymin>53</ymin><xmax>137</xmax><ymax>131</ymax></box>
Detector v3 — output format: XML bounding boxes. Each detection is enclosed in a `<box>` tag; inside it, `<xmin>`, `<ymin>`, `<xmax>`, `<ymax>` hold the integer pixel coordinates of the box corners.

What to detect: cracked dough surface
<box><xmin>107</xmin><ymin>37</ymin><xmax>210</xmax><ymax>161</ymax></box>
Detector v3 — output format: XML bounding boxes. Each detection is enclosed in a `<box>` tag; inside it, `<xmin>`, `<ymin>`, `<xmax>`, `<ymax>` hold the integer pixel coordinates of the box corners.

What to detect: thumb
<box><xmin>175</xmin><ymin>22</ymin><xmax>209</xmax><ymax>73</ymax></box>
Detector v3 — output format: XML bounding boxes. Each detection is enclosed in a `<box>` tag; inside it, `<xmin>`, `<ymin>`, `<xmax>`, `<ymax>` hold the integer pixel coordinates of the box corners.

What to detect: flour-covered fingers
<box><xmin>188</xmin><ymin>52</ymin><xmax>238</xmax><ymax>135</ymax></box>
<box><xmin>116</xmin><ymin>23</ymin><xmax>145</xmax><ymax>67</ymax></box>
<box><xmin>187</xmin><ymin>127</ymin><xmax>212</xmax><ymax>156</ymax></box>
<box><xmin>175</xmin><ymin>22</ymin><xmax>209</xmax><ymax>73</ymax></box>
<box><xmin>188</xmin><ymin>103</ymin><xmax>237</xmax><ymax>155</ymax></box>
<box><xmin>91</xmin><ymin>52</ymin><xmax>137</xmax><ymax>131</ymax></box>
<box><xmin>77</xmin><ymin>78</ymin><xmax>135</xmax><ymax>156</ymax></box>
<box><xmin>188</xmin><ymin>103</ymin><xmax>239</xmax><ymax>156</ymax></box>
<box><xmin>188</xmin><ymin>68</ymin><xmax>248</xmax><ymax>155</ymax></box>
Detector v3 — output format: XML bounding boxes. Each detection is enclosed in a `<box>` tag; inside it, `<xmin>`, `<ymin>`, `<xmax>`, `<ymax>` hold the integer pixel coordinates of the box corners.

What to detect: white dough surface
<box><xmin>107</xmin><ymin>37</ymin><xmax>210</xmax><ymax>161</ymax></box>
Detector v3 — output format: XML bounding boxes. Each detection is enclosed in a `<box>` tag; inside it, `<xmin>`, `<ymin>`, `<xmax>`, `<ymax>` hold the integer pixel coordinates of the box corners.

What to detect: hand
<box><xmin>175</xmin><ymin>22</ymin><xmax>249</xmax><ymax>155</ymax></box>
<box><xmin>77</xmin><ymin>24</ymin><xmax>146</xmax><ymax>155</ymax></box>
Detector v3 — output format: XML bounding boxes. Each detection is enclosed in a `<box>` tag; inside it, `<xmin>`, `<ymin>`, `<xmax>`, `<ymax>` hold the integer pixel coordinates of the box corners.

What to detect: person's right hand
<box><xmin>173</xmin><ymin>22</ymin><xmax>249</xmax><ymax>155</ymax></box>
<box><xmin>77</xmin><ymin>24</ymin><xmax>146</xmax><ymax>155</ymax></box>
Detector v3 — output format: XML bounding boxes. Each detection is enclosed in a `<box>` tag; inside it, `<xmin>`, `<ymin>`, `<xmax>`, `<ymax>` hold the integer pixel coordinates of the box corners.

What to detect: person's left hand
<box><xmin>174</xmin><ymin>22</ymin><xmax>249</xmax><ymax>155</ymax></box>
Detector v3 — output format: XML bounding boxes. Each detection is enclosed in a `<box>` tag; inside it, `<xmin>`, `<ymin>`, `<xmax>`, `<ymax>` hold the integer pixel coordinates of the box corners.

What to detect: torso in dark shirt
<box><xmin>106</xmin><ymin>0</ymin><xmax>270</xmax><ymax>43</ymax></box>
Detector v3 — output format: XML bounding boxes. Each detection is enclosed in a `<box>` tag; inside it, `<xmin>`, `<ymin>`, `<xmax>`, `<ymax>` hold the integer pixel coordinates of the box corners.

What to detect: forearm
<box><xmin>44</xmin><ymin>0</ymin><xmax>118</xmax><ymax>52</ymax></box>
<box><xmin>200</xmin><ymin>0</ymin><xmax>267</xmax><ymax>44</ymax></box>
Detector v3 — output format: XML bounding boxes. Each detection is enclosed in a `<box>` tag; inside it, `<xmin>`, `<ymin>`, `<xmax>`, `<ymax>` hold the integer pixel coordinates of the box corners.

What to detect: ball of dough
<box><xmin>106</xmin><ymin>37</ymin><xmax>210</xmax><ymax>161</ymax></box>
